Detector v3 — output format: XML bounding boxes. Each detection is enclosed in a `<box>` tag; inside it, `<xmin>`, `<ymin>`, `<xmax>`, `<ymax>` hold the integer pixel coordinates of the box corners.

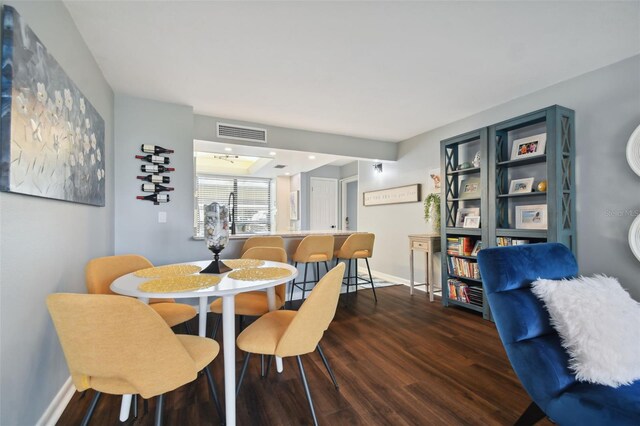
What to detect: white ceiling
<box><xmin>193</xmin><ymin>139</ymin><xmax>357</xmax><ymax>178</ymax></box>
<box><xmin>65</xmin><ymin>1</ymin><xmax>640</xmax><ymax>142</ymax></box>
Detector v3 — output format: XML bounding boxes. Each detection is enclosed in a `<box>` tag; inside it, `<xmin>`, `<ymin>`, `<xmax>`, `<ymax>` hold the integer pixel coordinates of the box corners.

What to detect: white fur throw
<box><xmin>532</xmin><ymin>275</ymin><xmax>640</xmax><ymax>388</ymax></box>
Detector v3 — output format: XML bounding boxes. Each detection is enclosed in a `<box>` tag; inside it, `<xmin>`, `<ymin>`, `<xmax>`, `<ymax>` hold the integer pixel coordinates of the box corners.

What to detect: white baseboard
<box><xmin>37</xmin><ymin>376</ymin><xmax>75</xmax><ymax>426</ymax></box>
<box><xmin>357</xmin><ymin>267</ymin><xmax>428</xmax><ymax>292</ymax></box>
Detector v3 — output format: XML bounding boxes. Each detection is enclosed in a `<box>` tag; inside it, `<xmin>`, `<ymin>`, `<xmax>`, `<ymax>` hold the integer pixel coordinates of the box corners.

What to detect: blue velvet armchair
<box><xmin>477</xmin><ymin>243</ymin><xmax>640</xmax><ymax>426</ymax></box>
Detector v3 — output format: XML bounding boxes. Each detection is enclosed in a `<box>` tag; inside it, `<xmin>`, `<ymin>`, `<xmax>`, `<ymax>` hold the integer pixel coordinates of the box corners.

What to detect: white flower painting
<box><xmin>0</xmin><ymin>6</ymin><xmax>105</xmax><ymax>206</ymax></box>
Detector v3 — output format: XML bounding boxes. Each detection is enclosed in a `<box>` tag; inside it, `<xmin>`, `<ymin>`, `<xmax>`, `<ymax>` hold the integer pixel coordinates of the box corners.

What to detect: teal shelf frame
<box><xmin>440</xmin><ymin>105</ymin><xmax>576</xmax><ymax>321</ymax></box>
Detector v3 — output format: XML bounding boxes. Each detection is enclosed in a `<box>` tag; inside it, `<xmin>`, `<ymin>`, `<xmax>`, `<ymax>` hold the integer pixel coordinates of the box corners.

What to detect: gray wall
<box><xmin>340</xmin><ymin>161</ymin><xmax>358</xmax><ymax>179</ymax></box>
<box><xmin>346</xmin><ymin>180</ymin><xmax>358</xmax><ymax>230</ymax></box>
<box><xmin>0</xmin><ymin>1</ymin><xmax>115</xmax><ymax>424</ymax></box>
<box><xmin>359</xmin><ymin>55</ymin><xmax>640</xmax><ymax>300</ymax></box>
<box><xmin>194</xmin><ymin>114</ymin><xmax>397</xmax><ymax>161</ymax></box>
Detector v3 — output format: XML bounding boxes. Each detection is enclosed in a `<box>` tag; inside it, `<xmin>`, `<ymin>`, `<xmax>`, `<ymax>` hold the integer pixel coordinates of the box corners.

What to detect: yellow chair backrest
<box><xmin>293</xmin><ymin>235</ymin><xmax>335</xmax><ymax>263</ymax></box>
<box><xmin>46</xmin><ymin>293</ymin><xmax>196</xmax><ymax>398</ymax></box>
<box><xmin>275</xmin><ymin>263</ymin><xmax>345</xmax><ymax>357</ymax></box>
<box><xmin>336</xmin><ymin>233</ymin><xmax>375</xmax><ymax>259</ymax></box>
<box><xmin>242</xmin><ymin>247</ymin><xmax>288</xmax><ymax>302</ymax></box>
<box><xmin>241</xmin><ymin>236</ymin><xmax>285</xmax><ymax>256</ymax></box>
<box><xmin>86</xmin><ymin>254</ymin><xmax>153</xmax><ymax>295</ymax></box>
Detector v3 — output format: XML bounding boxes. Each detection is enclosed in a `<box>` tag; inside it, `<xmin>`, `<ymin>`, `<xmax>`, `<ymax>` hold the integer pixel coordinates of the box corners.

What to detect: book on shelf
<box><xmin>447</xmin><ymin>256</ymin><xmax>481</xmax><ymax>280</ymax></box>
<box><xmin>446</xmin><ymin>236</ymin><xmax>476</xmax><ymax>256</ymax></box>
<box><xmin>496</xmin><ymin>237</ymin><xmax>530</xmax><ymax>247</ymax></box>
<box><xmin>448</xmin><ymin>279</ymin><xmax>483</xmax><ymax>306</ymax></box>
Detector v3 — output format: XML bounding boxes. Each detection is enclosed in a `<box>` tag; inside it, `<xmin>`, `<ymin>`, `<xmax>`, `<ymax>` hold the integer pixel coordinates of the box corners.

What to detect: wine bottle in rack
<box><xmin>137</xmin><ymin>175</ymin><xmax>170</xmax><ymax>184</ymax></box>
<box><xmin>140</xmin><ymin>164</ymin><xmax>175</xmax><ymax>174</ymax></box>
<box><xmin>141</xmin><ymin>144</ymin><xmax>174</xmax><ymax>155</ymax></box>
<box><xmin>137</xmin><ymin>193</ymin><xmax>170</xmax><ymax>205</ymax></box>
<box><xmin>135</xmin><ymin>154</ymin><xmax>170</xmax><ymax>164</ymax></box>
<box><xmin>141</xmin><ymin>183</ymin><xmax>174</xmax><ymax>193</ymax></box>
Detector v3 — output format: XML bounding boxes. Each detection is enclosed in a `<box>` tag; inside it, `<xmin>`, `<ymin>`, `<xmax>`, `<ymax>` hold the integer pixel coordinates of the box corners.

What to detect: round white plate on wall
<box><xmin>630</xmin><ymin>215</ymin><xmax>640</xmax><ymax>262</ymax></box>
<box><xmin>627</xmin><ymin>124</ymin><xmax>640</xmax><ymax>176</ymax></box>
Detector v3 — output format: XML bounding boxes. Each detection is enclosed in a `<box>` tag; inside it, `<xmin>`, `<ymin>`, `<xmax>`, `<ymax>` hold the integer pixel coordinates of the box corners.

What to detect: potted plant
<box><xmin>424</xmin><ymin>193</ymin><xmax>441</xmax><ymax>231</ymax></box>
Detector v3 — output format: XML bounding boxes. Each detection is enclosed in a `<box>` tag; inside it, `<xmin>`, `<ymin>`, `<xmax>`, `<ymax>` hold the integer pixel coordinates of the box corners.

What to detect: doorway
<box><xmin>310</xmin><ymin>177</ymin><xmax>338</xmax><ymax>230</ymax></box>
<box><xmin>340</xmin><ymin>176</ymin><xmax>358</xmax><ymax>231</ymax></box>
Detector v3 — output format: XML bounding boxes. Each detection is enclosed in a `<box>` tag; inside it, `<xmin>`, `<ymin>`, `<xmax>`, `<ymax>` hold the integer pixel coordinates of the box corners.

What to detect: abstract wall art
<box><xmin>0</xmin><ymin>5</ymin><xmax>105</xmax><ymax>206</ymax></box>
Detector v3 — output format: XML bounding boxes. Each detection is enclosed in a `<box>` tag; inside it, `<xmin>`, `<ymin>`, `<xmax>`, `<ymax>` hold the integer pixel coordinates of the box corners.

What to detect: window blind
<box><xmin>194</xmin><ymin>175</ymin><xmax>272</xmax><ymax>237</ymax></box>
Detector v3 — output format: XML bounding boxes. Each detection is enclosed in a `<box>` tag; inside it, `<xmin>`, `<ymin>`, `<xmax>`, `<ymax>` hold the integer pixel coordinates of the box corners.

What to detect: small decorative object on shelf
<box><xmin>136</xmin><ymin>193</ymin><xmax>169</xmax><ymax>205</ymax></box>
<box><xmin>201</xmin><ymin>202</ymin><xmax>232</xmax><ymax>274</ymax></box>
<box><xmin>510</xmin><ymin>133</ymin><xmax>547</xmax><ymax>160</ymax></box>
<box><xmin>509</xmin><ymin>177</ymin><xmax>535</xmax><ymax>194</ymax></box>
<box><xmin>455</xmin><ymin>207</ymin><xmax>480</xmax><ymax>227</ymax></box>
<box><xmin>457</xmin><ymin>162</ymin><xmax>472</xmax><ymax>170</ymax></box>
<box><xmin>140</xmin><ymin>164</ymin><xmax>175</xmax><ymax>174</ymax></box>
<box><xmin>141</xmin><ymin>183</ymin><xmax>174</xmax><ymax>193</ymax></box>
<box><xmin>471</xmin><ymin>241</ymin><xmax>482</xmax><ymax>256</ymax></box>
<box><xmin>537</xmin><ymin>180</ymin><xmax>547</xmax><ymax>192</ymax></box>
<box><xmin>472</xmin><ymin>151</ymin><xmax>481</xmax><ymax>168</ymax></box>
<box><xmin>135</xmin><ymin>154</ymin><xmax>170</xmax><ymax>164</ymax></box>
<box><xmin>141</xmin><ymin>144</ymin><xmax>175</xmax><ymax>155</ymax></box>
<box><xmin>463</xmin><ymin>215</ymin><xmax>481</xmax><ymax>228</ymax></box>
<box><xmin>137</xmin><ymin>175</ymin><xmax>170</xmax><ymax>184</ymax></box>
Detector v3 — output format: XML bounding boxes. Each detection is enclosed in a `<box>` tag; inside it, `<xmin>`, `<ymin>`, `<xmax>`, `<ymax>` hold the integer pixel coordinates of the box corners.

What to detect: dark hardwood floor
<box><xmin>58</xmin><ymin>286</ymin><xmax>552</xmax><ymax>425</ymax></box>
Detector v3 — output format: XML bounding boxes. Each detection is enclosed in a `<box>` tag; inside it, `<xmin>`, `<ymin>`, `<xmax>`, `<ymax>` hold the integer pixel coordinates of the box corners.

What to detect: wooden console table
<box><xmin>408</xmin><ymin>234</ymin><xmax>441</xmax><ymax>301</ymax></box>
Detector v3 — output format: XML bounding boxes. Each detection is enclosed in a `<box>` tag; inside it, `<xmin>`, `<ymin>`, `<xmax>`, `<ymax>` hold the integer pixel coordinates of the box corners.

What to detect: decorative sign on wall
<box><xmin>363</xmin><ymin>184</ymin><xmax>421</xmax><ymax>206</ymax></box>
<box><xmin>135</xmin><ymin>145</ymin><xmax>174</xmax><ymax>205</ymax></box>
<box><xmin>0</xmin><ymin>6</ymin><xmax>106</xmax><ymax>206</ymax></box>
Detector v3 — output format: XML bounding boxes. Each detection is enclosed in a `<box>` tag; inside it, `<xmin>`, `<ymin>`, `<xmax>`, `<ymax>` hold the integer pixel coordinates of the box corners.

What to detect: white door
<box><xmin>310</xmin><ymin>177</ymin><xmax>338</xmax><ymax>230</ymax></box>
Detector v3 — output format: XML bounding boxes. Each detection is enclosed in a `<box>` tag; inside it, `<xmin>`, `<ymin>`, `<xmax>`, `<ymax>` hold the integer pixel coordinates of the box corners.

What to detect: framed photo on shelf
<box><xmin>471</xmin><ymin>241</ymin><xmax>482</xmax><ymax>256</ymax></box>
<box><xmin>509</xmin><ymin>177</ymin><xmax>535</xmax><ymax>194</ymax></box>
<box><xmin>455</xmin><ymin>207</ymin><xmax>480</xmax><ymax>227</ymax></box>
<box><xmin>459</xmin><ymin>177</ymin><xmax>480</xmax><ymax>199</ymax></box>
<box><xmin>515</xmin><ymin>204</ymin><xmax>547</xmax><ymax>230</ymax></box>
<box><xmin>463</xmin><ymin>215</ymin><xmax>481</xmax><ymax>228</ymax></box>
<box><xmin>510</xmin><ymin>133</ymin><xmax>547</xmax><ymax>161</ymax></box>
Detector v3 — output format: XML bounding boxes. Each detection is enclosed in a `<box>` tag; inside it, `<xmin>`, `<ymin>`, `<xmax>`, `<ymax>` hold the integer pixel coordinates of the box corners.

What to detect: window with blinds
<box><xmin>194</xmin><ymin>175</ymin><xmax>272</xmax><ymax>238</ymax></box>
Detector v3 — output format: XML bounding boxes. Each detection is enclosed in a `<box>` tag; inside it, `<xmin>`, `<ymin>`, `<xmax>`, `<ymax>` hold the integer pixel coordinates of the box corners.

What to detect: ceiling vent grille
<box><xmin>217</xmin><ymin>122</ymin><xmax>267</xmax><ymax>144</ymax></box>
<box><xmin>273</xmin><ymin>164</ymin><xmax>286</xmax><ymax>169</ymax></box>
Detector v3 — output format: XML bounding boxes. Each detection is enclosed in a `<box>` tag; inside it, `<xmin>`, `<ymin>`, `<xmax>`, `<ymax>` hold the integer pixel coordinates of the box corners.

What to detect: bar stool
<box><xmin>334</xmin><ymin>233</ymin><xmax>377</xmax><ymax>302</ymax></box>
<box><xmin>240</xmin><ymin>236</ymin><xmax>285</xmax><ymax>256</ymax></box>
<box><xmin>289</xmin><ymin>235</ymin><xmax>334</xmax><ymax>302</ymax></box>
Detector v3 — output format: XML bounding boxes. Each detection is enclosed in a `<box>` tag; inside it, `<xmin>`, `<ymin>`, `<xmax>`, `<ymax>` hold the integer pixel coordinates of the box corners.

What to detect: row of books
<box><xmin>447</xmin><ymin>279</ymin><xmax>483</xmax><ymax>306</ymax></box>
<box><xmin>446</xmin><ymin>237</ymin><xmax>479</xmax><ymax>256</ymax></box>
<box><xmin>446</xmin><ymin>257</ymin><xmax>481</xmax><ymax>280</ymax></box>
<box><xmin>496</xmin><ymin>237</ymin><xmax>530</xmax><ymax>246</ymax></box>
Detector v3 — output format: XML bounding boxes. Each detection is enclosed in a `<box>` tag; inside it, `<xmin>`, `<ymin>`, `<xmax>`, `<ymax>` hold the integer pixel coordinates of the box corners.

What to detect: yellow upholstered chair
<box><xmin>236</xmin><ymin>263</ymin><xmax>345</xmax><ymax>426</ymax></box>
<box><xmin>209</xmin><ymin>247</ymin><xmax>288</xmax><ymax>339</ymax></box>
<box><xmin>240</xmin><ymin>236</ymin><xmax>285</xmax><ymax>256</ymax></box>
<box><xmin>86</xmin><ymin>255</ymin><xmax>197</xmax><ymax>329</ymax></box>
<box><xmin>334</xmin><ymin>233</ymin><xmax>377</xmax><ymax>301</ymax></box>
<box><xmin>46</xmin><ymin>293</ymin><xmax>223</xmax><ymax>425</ymax></box>
<box><xmin>289</xmin><ymin>235</ymin><xmax>335</xmax><ymax>301</ymax></box>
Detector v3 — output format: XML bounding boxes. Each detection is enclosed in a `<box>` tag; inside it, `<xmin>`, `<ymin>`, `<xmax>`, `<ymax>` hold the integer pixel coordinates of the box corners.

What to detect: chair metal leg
<box><xmin>238</xmin><ymin>315</ymin><xmax>245</xmax><ymax>333</ymax></box>
<box><xmin>346</xmin><ymin>259</ymin><xmax>352</xmax><ymax>295</ymax></box>
<box><xmin>365</xmin><ymin>258</ymin><xmax>378</xmax><ymax>302</ymax></box>
<box><xmin>132</xmin><ymin>394</ymin><xmax>138</xmax><ymax>419</ymax></box>
<box><xmin>260</xmin><ymin>354</ymin><xmax>265</xmax><ymax>377</ymax></box>
<box><xmin>264</xmin><ymin>355</ymin><xmax>273</xmax><ymax>378</ymax></box>
<box><xmin>316</xmin><ymin>344</ymin><xmax>339</xmax><ymax>389</ymax></box>
<box><xmin>154</xmin><ymin>394</ymin><xmax>164</xmax><ymax>426</ymax></box>
<box><xmin>514</xmin><ymin>401</ymin><xmax>546</xmax><ymax>426</ymax></box>
<box><xmin>184</xmin><ymin>321</ymin><xmax>192</xmax><ymax>335</ymax></box>
<box><xmin>144</xmin><ymin>398</ymin><xmax>149</xmax><ymax>415</ymax></box>
<box><xmin>302</xmin><ymin>263</ymin><xmax>309</xmax><ymax>300</ymax></box>
<box><xmin>204</xmin><ymin>365</ymin><xmax>224</xmax><ymax>422</ymax></box>
<box><xmin>80</xmin><ymin>391</ymin><xmax>101</xmax><ymax>426</ymax></box>
<box><xmin>354</xmin><ymin>259</ymin><xmax>359</xmax><ymax>294</ymax></box>
<box><xmin>237</xmin><ymin>352</ymin><xmax>252</xmax><ymax>396</ymax></box>
<box><xmin>289</xmin><ymin>262</ymin><xmax>298</xmax><ymax>303</ymax></box>
<box><xmin>323</xmin><ymin>261</ymin><xmax>330</xmax><ymax>273</ymax></box>
<box><xmin>315</xmin><ymin>262</ymin><xmax>320</xmax><ymax>285</ymax></box>
<box><xmin>296</xmin><ymin>356</ymin><xmax>319</xmax><ymax>426</ymax></box>
<box><xmin>211</xmin><ymin>315</ymin><xmax>221</xmax><ymax>340</ymax></box>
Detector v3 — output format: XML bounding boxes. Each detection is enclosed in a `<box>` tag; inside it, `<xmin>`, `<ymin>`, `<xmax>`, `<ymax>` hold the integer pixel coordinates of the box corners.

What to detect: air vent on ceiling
<box><xmin>273</xmin><ymin>164</ymin><xmax>287</xmax><ymax>169</ymax></box>
<box><xmin>217</xmin><ymin>122</ymin><xmax>267</xmax><ymax>143</ymax></box>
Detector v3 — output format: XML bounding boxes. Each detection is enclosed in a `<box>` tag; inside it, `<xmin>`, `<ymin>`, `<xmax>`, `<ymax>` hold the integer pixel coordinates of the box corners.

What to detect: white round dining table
<box><xmin>110</xmin><ymin>259</ymin><xmax>298</xmax><ymax>426</ymax></box>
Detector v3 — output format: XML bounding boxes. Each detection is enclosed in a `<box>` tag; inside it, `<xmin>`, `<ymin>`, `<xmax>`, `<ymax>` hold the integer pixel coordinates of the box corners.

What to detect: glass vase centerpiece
<box><xmin>200</xmin><ymin>202</ymin><xmax>232</xmax><ymax>274</ymax></box>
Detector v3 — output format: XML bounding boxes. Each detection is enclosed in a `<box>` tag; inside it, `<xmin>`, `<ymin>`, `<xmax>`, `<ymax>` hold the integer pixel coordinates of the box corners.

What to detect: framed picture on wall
<box><xmin>289</xmin><ymin>191</ymin><xmax>299</xmax><ymax>220</ymax></box>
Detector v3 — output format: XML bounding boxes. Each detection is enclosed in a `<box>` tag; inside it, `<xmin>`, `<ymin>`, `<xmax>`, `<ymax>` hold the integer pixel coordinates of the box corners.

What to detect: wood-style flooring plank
<box><xmin>57</xmin><ymin>286</ymin><xmax>553</xmax><ymax>426</ymax></box>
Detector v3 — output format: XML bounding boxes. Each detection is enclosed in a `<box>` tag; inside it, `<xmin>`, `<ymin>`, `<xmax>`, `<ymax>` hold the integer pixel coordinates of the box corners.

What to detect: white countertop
<box><xmin>229</xmin><ymin>230</ymin><xmax>358</xmax><ymax>240</ymax></box>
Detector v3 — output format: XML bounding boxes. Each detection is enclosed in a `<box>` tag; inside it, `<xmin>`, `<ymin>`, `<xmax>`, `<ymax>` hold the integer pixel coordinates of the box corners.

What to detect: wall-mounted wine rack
<box><xmin>135</xmin><ymin>144</ymin><xmax>175</xmax><ymax>205</ymax></box>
